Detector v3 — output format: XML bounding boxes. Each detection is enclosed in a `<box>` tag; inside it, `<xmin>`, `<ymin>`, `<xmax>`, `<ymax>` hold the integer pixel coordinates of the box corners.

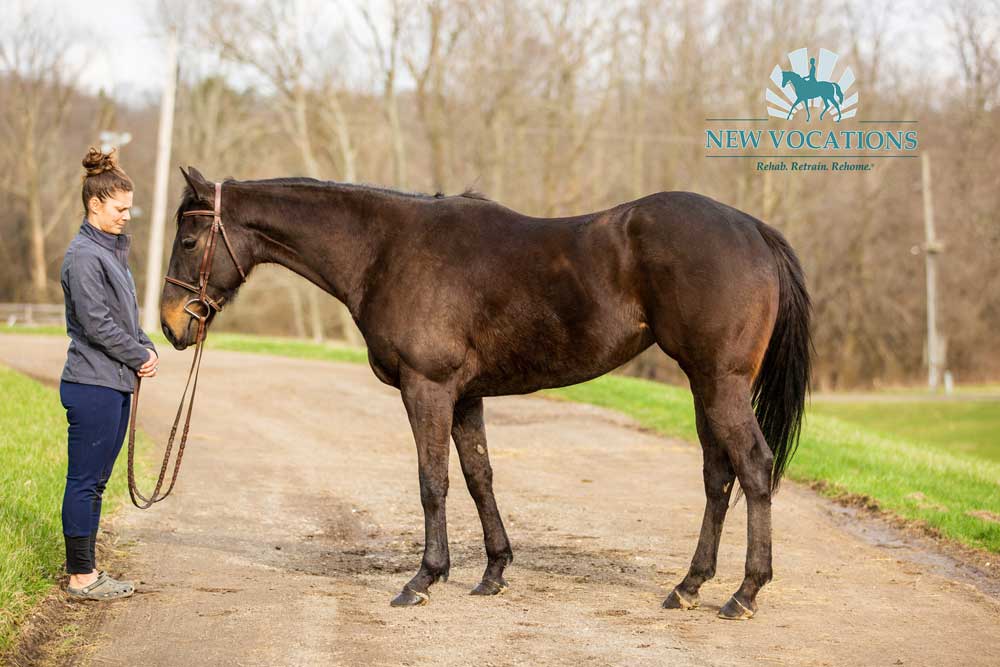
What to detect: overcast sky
<box><xmin>2</xmin><ymin>0</ymin><xmax>967</xmax><ymax>105</ymax></box>
<box><xmin>26</xmin><ymin>1</ymin><xmax>168</xmax><ymax>102</ymax></box>
<box><xmin>2</xmin><ymin>0</ymin><xmax>362</xmax><ymax>104</ymax></box>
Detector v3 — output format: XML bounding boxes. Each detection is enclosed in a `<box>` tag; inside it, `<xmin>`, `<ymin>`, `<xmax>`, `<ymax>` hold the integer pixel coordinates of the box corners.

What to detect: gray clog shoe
<box><xmin>67</xmin><ymin>571</ymin><xmax>135</xmax><ymax>601</ymax></box>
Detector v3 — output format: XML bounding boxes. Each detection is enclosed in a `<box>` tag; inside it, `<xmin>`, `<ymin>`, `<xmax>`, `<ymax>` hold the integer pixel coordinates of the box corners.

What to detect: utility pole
<box><xmin>921</xmin><ymin>151</ymin><xmax>944</xmax><ymax>391</ymax></box>
<box><xmin>142</xmin><ymin>28</ymin><xmax>179</xmax><ymax>333</ymax></box>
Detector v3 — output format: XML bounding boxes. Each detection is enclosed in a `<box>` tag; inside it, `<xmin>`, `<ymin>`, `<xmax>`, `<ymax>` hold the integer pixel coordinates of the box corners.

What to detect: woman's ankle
<box><xmin>69</xmin><ymin>569</ymin><xmax>99</xmax><ymax>588</ymax></box>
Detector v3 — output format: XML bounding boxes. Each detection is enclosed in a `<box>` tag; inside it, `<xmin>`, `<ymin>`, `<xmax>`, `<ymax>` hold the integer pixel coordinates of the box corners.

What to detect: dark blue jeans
<box><xmin>60</xmin><ymin>380</ymin><xmax>131</xmax><ymax>574</ymax></box>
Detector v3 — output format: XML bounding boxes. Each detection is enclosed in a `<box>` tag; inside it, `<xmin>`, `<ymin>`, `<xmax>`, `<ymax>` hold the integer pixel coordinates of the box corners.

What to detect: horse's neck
<box><xmin>242</xmin><ymin>184</ymin><xmax>396</xmax><ymax>316</ymax></box>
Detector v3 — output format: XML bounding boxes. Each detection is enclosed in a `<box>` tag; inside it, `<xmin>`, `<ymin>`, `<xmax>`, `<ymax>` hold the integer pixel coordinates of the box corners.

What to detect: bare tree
<box><xmin>204</xmin><ymin>0</ymin><xmax>363</xmax><ymax>345</ymax></box>
<box><xmin>535</xmin><ymin>0</ymin><xmax>617</xmax><ymax>215</ymax></box>
<box><xmin>0</xmin><ymin>9</ymin><xmax>78</xmax><ymax>301</ymax></box>
<box><xmin>404</xmin><ymin>0</ymin><xmax>471</xmax><ymax>192</ymax></box>
<box><xmin>358</xmin><ymin>0</ymin><xmax>411</xmax><ymax>187</ymax></box>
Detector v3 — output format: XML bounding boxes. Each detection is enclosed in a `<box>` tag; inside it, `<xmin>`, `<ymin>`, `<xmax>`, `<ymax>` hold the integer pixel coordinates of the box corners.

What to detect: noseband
<box><xmin>163</xmin><ymin>181</ymin><xmax>247</xmax><ymax>343</ymax></box>
<box><xmin>127</xmin><ymin>181</ymin><xmax>247</xmax><ymax>509</ymax></box>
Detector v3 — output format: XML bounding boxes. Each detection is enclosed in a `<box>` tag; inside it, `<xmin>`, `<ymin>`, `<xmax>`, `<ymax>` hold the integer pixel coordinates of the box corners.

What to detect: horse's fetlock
<box><xmin>485</xmin><ymin>544</ymin><xmax>513</xmax><ymax>569</ymax></box>
<box><xmin>424</xmin><ymin>557</ymin><xmax>450</xmax><ymax>581</ymax></box>
<box><xmin>496</xmin><ymin>547</ymin><xmax>514</xmax><ymax>566</ymax></box>
<box><xmin>746</xmin><ymin>567</ymin><xmax>772</xmax><ymax>587</ymax></box>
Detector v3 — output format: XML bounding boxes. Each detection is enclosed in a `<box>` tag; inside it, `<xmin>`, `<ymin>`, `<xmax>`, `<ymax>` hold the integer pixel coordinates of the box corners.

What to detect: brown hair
<box><xmin>81</xmin><ymin>147</ymin><xmax>133</xmax><ymax>215</ymax></box>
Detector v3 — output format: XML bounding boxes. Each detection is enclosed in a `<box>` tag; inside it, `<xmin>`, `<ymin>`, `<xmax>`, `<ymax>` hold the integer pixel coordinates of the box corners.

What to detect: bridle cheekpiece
<box><xmin>163</xmin><ymin>181</ymin><xmax>247</xmax><ymax>342</ymax></box>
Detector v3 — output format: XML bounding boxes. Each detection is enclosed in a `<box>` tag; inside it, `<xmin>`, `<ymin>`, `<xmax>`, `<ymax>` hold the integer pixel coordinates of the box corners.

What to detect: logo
<box><xmin>703</xmin><ymin>46</ymin><xmax>917</xmax><ymax>172</ymax></box>
<box><xmin>766</xmin><ymin>48</ymin><xmax>858</xmax><ymax>122</ymax></box>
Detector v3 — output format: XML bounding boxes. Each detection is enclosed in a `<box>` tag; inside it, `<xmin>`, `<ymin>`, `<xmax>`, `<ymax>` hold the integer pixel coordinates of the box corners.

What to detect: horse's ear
<box><xmin>187</xmin><ymin>166</ymin><xmax>209</xmax><ymax>185</ymax></box>
<box><xmin>180</xmin><ymin>166</ymin><xmax>211</xmax><ymax>196</ymax></box>
<box><xmin>179</xmin><ymin>166</ymin><xmax>196</xmax><ymax>192</ymax></box>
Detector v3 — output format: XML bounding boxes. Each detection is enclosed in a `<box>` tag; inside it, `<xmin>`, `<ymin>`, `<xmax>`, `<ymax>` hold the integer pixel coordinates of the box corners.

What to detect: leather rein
<box><xmin>126</xmin><ymin>181</ymin><xmax>246</xmax><ymax>509</ymax></box>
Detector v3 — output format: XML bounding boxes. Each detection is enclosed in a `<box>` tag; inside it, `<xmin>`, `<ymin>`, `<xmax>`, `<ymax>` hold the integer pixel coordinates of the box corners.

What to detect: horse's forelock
<box><xmin>175</xmin><ymin>185</ymin><xmax>210</xmax><ymax>226</ymax></box>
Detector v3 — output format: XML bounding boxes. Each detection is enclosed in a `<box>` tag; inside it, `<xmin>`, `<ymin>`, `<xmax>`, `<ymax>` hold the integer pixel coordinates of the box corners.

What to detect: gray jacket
<box><xmin>61</xmin><ymin>220</ymin><xmax>156</xmax><ymax>393</ymax></box>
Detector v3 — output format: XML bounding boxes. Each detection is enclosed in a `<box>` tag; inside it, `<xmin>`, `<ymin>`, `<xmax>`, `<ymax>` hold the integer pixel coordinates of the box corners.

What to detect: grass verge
<box><xmin>808</xmin><ymin>398</ymin><xmax>1000</xmax><ymax>463</ymax></box>
<box><xmin>0</xmin><ymin>364</ymin><xmax>150</xmax><ymax>655</ymax></box>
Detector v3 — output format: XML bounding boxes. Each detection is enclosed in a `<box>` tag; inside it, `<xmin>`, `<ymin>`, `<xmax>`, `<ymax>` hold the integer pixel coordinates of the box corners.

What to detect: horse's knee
<box><xmin>418</xmin><ymin>475</ymin><xmax>449</xmax><ymax>511</ymax></box>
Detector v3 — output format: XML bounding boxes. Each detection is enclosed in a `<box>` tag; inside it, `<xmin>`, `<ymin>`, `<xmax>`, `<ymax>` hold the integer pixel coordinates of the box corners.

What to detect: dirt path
<box><xmin>4</xmin><ymin>334</ymin><xmax>999</xmax><ymax>667</ymax></box>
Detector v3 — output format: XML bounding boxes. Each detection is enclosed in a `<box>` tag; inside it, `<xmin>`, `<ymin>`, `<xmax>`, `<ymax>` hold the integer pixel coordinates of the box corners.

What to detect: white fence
<box><xmin>0</xmin><ymin>303</ymin><xmax>64</xmax><ymax>327</ymax></box>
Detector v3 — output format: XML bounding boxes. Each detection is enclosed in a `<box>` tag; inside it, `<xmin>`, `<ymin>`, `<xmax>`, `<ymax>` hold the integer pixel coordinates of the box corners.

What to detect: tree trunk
<box><xmin>25</xmin><ymin>136</ymin><xmax>47</xmax><ymax>300</ymax></box>
<box><xmin>387</xmin><ymin>90</ymin><xmax>408</xmax><ymax>188</ymax></box>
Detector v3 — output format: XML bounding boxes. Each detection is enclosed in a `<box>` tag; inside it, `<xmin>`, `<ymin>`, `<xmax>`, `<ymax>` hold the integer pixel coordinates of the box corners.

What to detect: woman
<box><xmin>60</xmin><ymin>148</ymin><xmax>159</xmax><ymax>600</ymax></box>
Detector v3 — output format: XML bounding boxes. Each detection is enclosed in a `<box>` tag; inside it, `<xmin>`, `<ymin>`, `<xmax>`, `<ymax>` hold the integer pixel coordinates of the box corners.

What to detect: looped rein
<box><xmin>127</xmin><ymin>181</ymin><xmax>246</xmax><ymax>509</ymax></box>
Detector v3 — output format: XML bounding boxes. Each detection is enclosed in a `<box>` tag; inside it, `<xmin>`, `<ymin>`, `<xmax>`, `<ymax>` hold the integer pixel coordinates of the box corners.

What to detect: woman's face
<box><xmin>88</xmin><ymin>190</ymin><xmax>133</xmax><ymax>235</ymax></box>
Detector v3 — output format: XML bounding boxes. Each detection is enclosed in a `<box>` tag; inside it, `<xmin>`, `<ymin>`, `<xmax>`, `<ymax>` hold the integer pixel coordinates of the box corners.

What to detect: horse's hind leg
<box><xmin>663</xmin><ymin>395</ymin><xmax>736</xmax><ymax>611</ymax></box>
<box><xmin>699</xmin><ymin>373</ymin><xmax>774</xmax><ymax>620</ymax></box>
<box><xmin>452</xmin><ymin>397</ymin><xmax>513</xmax><ymax>595</ymax></box>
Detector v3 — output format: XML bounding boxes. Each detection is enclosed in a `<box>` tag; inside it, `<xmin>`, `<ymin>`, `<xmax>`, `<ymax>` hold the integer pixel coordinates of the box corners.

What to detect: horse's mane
<box><xmin>175</xmin><ymin>185</ymin><xmax>205</xmax><ymax>225</ymax></box>
<box><xmin>244</xmin><ymin>177</ymin><xmax>491</xmax><ymax>202</ymax></box>
<box><xmin>176</xmin><ymin>178</ymin><xmax>492</xmax><ymax>225</ymax></box>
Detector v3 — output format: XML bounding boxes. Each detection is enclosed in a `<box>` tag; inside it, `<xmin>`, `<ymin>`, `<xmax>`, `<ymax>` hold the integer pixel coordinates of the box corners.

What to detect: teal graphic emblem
<box><xmin>766</xmin><ymin>48</ymin><xmax>858</xmax><ymax>121</ymax></box>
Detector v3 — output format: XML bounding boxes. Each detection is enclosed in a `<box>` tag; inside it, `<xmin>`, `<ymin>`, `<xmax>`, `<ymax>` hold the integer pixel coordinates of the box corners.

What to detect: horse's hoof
<box><xmin>717</xmin><ymin>595</ymin><xmax>755</xmax><ymax>620</ymax></box>
<box><xmin>662</xmin><ymin>587</ymin><xmax>699</xmax><ymax>610</ymax></box>
<box><xmin>470</xmin><ymin>578</ymin><xmax>508</xmax><ymax>596</ymax></box>
<box><xmin>390</xmin><ymin>586</ymin><xmax>429</xmax><ymax>607</ymax></box>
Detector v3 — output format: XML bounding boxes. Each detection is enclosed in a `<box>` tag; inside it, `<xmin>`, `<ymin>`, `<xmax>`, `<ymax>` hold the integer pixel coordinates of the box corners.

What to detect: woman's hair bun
<box><xmin>82</xmin><ymin>147</ymin><xmax>119</xmax><ymax>176</ymax></box>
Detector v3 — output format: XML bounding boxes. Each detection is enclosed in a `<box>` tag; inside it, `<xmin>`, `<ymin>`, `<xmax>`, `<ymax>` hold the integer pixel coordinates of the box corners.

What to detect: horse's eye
<box><xmin>181</xmin><ymin>237</ymin><xmax>198</xmax><ymax>250</ymax></box>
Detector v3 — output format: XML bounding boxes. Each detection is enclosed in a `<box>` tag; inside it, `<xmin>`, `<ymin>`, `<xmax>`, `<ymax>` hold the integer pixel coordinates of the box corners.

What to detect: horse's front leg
<box><xmin>390</xmin><ymin>369</ymin><xmax>457</xmax><ymax>607</ymax></box>
<box><xmin>785</xmin><ymin>98</ymin><xmax>802</xmax><ymax>120</ymax></box>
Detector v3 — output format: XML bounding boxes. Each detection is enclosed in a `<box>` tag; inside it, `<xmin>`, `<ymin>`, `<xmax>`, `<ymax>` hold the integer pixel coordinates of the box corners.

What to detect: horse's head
<box><xmin>160</xmin><ymin>167</ymin><xmax>251</xmax><ymax>350</ymax></box>
<box><xmin>781</xmin><ymin>70</ymin><xmax>800</xmax><ymax>88</ymax></box>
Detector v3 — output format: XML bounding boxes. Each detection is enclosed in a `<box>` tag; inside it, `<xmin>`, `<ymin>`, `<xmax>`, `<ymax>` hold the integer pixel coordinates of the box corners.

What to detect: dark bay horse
<box><xmin>161</xmin><ymin>167</ymin><xmax>811</xmax><ymax>620</ymax></box>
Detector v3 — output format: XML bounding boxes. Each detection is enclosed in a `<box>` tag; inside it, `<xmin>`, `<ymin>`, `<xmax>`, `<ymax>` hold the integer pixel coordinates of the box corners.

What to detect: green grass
<box><xmin>204</xmin><ymin>332</ymin><xmax>369</xmax><ymax>365</ymax></box>
<box><xmin>0</xmin><ymin>366</ymin><xmax>73</xmax><ymax>652</ymax></box>
<box><xmin>0</xmin><ymin>325</ymin><xmax>368</xmax><ymax>365</ymax></box>
<box><xmin>3</xmin><ymin>325</ymin><xmax>999</xmax><ymax>553</ymax></box>
<box><xmin>808</xmin><ymin>399</ymin><xmax>1000</xmax><ymax>462</ymax></box>
<box><xmin>790</xmin><ymin>413</ymin><xmax>1000</xmax><ymax>551</ymax></box>
<box><xmin>0</xmin><ymin>365</ymin><xmax>150</xmax><ymax>653</ymax></box>
<box><xmin>545</xmin><ymin>375</ymin><xmax>698</xmax><ymax>440</ymax></box>
<box><xmin>0</xmin><ymin>325</ymin><xmax>67</xmax><ymax>336</ymax></box>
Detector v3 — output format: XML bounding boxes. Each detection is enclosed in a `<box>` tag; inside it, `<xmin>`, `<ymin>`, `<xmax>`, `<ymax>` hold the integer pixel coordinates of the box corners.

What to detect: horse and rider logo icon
<box><xmin>766</xmin><ymin>48</ymin><xmax>859</xmax><ymax>121</ymax></box>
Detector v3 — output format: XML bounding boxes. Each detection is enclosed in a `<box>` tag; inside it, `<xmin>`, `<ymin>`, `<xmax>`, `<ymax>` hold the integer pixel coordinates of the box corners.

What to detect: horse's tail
<box><xmin>752</xmin><ymin>221</ymin><xmax>812</xmax><ymax>493</ymax></box>
<box><xmin>833</xmin><ymin>82</ymin><xmax>844</xmax><ymax>103</ymax></box>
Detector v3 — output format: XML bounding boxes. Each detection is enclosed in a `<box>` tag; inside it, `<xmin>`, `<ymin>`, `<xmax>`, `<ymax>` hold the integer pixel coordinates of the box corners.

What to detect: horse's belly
<box><xmin>464</xmin><ymin>318</ymin><xmax>654</xmax><ymax>397</ymax></box>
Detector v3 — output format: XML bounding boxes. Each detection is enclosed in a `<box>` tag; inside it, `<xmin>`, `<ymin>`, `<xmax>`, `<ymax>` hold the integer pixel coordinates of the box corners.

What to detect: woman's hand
<box><xmin>138</xmin><ymin>349</ymin><xmax>159</xmax><ymax>378</ymax></box>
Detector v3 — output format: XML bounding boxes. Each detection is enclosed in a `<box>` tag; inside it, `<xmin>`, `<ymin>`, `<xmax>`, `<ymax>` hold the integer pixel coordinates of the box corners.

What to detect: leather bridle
<box><xmin>164</xmin><ymin>181</ymin><xmax>247</xmax><ymax>330</ymax></box>
<box><xmin>127</xmin><ymin>181</ymin><xmax>247</xmax><ymax>509</ymax></box>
